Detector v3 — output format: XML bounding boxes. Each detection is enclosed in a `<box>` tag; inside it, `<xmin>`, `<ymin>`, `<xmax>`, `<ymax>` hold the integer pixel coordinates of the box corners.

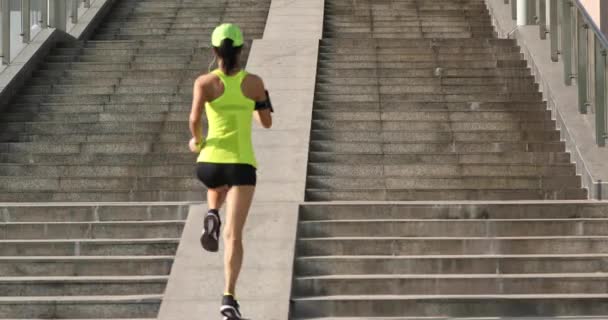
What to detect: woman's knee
<box><xmin>223</xmin><ymin>228</ymin><xmax>243</xmax><ymax>242</ymax></box>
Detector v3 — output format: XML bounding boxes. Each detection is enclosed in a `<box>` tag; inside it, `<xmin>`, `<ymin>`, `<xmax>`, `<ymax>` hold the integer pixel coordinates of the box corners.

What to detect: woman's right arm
<box><xmin>189</xmin><ymin>75</ymin><xmax>208</xmax><ymax>151</ymax></box>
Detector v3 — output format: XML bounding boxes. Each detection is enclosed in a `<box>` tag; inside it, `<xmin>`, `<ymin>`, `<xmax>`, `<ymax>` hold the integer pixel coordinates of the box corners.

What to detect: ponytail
<box><xmin>214</xmin><ymin>39</ymin><xmax>243</xmax><ymax>74</ymax></box>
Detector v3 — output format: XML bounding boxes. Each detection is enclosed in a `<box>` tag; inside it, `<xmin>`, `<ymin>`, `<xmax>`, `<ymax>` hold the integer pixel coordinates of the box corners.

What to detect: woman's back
<box><xmin>198</xmin><ymin>69</ymin><xmax>257</xmax><ymax>167</ymax></box>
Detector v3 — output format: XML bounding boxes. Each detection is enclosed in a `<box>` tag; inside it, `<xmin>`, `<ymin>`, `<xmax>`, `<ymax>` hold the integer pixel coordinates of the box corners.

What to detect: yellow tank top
<box><xmin>197</xmin><ymin>69</ymin><xmax>257</xmax><ymax>168</ymax></box>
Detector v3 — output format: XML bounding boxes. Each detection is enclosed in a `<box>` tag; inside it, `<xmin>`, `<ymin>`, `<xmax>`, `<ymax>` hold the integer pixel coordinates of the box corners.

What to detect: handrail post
<box><xmin>40</xmin><ymin>0</ymin><xmax>48</xmax><ymax>28</ymax></box>
<box><xmin>21</xmin><ymin>0</ymin><xmax>30</xmax><ymax>43</ymax></box>
<box><xmin>561</xmin><ymin>0</ymin><xmax>574</xmax><ymax>85</ymax></box>
<box><xmin>71</xmin><ymin>0</ymin><xmax>79</xmax><ymax>24</ymax></box>
<box><xmin>539</xmin><ymin>0</ymin><xmax>547</xmax><ymax>39</ymax></box>
<box><xmin>550</xmin><ymin>0</ymin><xmax>559</xmax><ymax>61</ymax></box>
<box><xmin>0</xmin><ymin>0</ymin><xmax>10</xmax><ymax>65</ymax></box>
<box><xmin>577</xmin><ymin>10</ymin><xmax>589</xmax><ymax>113</ymax></box>
<box><xmin>84</xmin><ymin>0</ymin><xmax>91</xmax><ymax>9</ymax></box>
<box><xmin>49</xmin><ymin>0</ymin><xmax>67</xmax><ymax>31</ymax></box>
<box><xmin>511</xmin><ymin>0</ymin><xmax>517</xmax><ymax>20</ymax></box>
<box><xmin>595</xmin><ymin>37</ymin><xmax>607</xmax><ymax>146</ymax></box>
<box><xmin>527</xmin><ymin>0</ymin><xmax>537</xmax><ymax>24</ymax></box>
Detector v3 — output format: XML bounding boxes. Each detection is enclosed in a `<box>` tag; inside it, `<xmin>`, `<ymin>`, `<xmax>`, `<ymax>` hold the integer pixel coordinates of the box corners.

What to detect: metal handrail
<box><xmin>1</xmin><ymin>0</ymin><xmax>95</xmax><ymax>66</ymax></box>
<box><xmin>508</xmin><ymin>0</ymin><xmax>607</xmax><ymax>147</ymax></box>
<box><xmin>572</xmin><ymin>0</ymin><xmax>608</xmax><ymax>49</ymax></box>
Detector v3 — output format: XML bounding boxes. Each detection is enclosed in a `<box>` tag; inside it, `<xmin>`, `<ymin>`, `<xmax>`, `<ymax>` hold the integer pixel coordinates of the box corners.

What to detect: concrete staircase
<box><xmin>0</xmin><ymin>0</ymin><xmax>270</xmax><ymax>202</ymax></box>
<box><xmin>0</xmin><ymin>203</ymin><xmax>187</xmax><ymax>318</ymax></box>
<box><xmin>291</xmin><ymin>0</ymin><xmax>606</xmax><ymax>318</ymax></box>
<box><xmin>305</xmin><ymin>0</ymin><xmax>586</xmax><ymax>201</ymax></box>
<box><xmin>291</xmin><ymin>203</ymin><xmax>608</xmax><ymax>318</ymax></box>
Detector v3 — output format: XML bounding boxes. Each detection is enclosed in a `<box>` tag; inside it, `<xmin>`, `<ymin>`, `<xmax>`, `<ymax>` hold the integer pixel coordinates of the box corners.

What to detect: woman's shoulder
<box><xmin>241</xmin><ymin>72</ymin><xmax>265</xmax><ymax>101</ymax></box>
<box><xmin>195</xmin><ymin>72</ymin><xmax>220</xmax><ymax>86</ymax></box>
<box><xmin>242</xmin><ymin>72</ymin><xmax>264</xmax><ymax>90</ymax></box>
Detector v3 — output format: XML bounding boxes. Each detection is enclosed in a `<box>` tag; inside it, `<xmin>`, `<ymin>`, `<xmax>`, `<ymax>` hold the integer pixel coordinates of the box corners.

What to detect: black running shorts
<box><xmin>196</xmin><ymin>162</ymin><xmax>257</xmax><ymax>189</ymax></box>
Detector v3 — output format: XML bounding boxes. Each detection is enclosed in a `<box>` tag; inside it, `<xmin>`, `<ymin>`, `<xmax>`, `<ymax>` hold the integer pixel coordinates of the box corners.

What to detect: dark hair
<box><xmin>214</xmin><ymin>39</ymin><xmax>243</xmax><ymax>74</ymax></box>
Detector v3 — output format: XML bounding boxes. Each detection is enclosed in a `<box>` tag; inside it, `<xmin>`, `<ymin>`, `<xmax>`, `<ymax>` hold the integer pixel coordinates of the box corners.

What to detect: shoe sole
<box><xmin>200</xmin><ymin>214</ymin><xmax>219</xmax><ymax>252</ymax></box>
<box><xmin>220</xmin><ymin>306</ymin><xmax>242</xmax><ymax>319</ymax></box>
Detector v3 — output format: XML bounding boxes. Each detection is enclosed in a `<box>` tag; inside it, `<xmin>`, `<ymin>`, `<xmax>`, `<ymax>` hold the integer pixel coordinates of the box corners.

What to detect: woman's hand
<box><xmin>189</xmin><ymin>137</ymin><xmax>203</xmax><ymax>153</ymax></box>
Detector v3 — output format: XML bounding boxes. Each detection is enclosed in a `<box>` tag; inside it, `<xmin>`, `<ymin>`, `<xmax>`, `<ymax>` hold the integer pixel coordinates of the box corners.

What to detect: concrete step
<box><xmin>320</xmin><ymin>45</ymin><xmax>521</xmax><ymax>55</ymax></box>
<box><xmin>317</xmin><ymin>77</ymin><xmax>537</xmax><ymax>87</ymax></box>
<box><xmin>297</xmin><ymin>317</ymin><xmax>608</xmax><ymax>320</ymax></box>
<box><xmin>298</xmin><ymin>203</ymin><xmax>608</xmax><ymax>220</ymax></box>
<box><xmin>3</xmin><ymin>132</ymin><xmax>190</xmax><ymax>143</ymax></box>
<box><xmin>294</xmin><ymin>254</ymin><xmax>608</xmax><ymax>276</ymax></box>
<box><xmin>305</xmin><ymin>189</ymin><xmax>588</xmax><ymax>201</ymax></box>
<box><xmin>0</xmin><ymin>256</ymin><xmax>174</xmax><ymax>276</ymax></box>
<box><xmin>0</xmin><ymin>190</ymin><xmax>201</xmax><ymax>202</ymax></box>
<box><xmin>307</xmin><ymin>163</ymin><xmax>575</xmax><ymax>177</ymax></box>
<box><xmin>318</xmin><ymin>68</ymin><xmax>534</xmax><ymax>78</ymax></box>
<box><xmin>33</xmin><ymin>68</ymin><xmax>200</xmax><ymax>80</ymax></box>
<box><xmin>0</xmin><ymin>164</ymin><xmax>195</xmax><ymax>177</ymax></box>
<box><xmin>0</xmin><ymin>152</ymin><xmax>195</xmax><ymax>165</ymax></box>
<box><xmin>308</xmin><ymin>152</ymin><xmax>571</xmax><ymax>165</ymax></box>
<box><xmin>319</xmin><ymin>52</ymin><xmax>524</xmax><ymax>62</ymax></box>
<box><xmin>313</xmin><ymin>101</ymin><xmax>549</xmax><ymax>112</ymax></box>
<box><xmin>0</xmin><ymin>176</ymin><xmax>200</xmax><ymax>192</ymax></box>
<box><xmin>0</xmin><ymin>239</ymin><xmax>179</xmax><ymax>256</ymax></box>
<box><xmin>0</xmin><ymin>295</ymin><xmax>161</xmax><ymax>318</ymax></box>
<box><xmin>310</xmin><ymin>131</ymin><xmax>560</xmax><ymax>143</ymax></box>
<box><xmin>19</xmin><ymin>84</ymin><xmax>194</xmax><ymax>96</ymax></box>
<box><xmin>7</xmin><ymin>102</ymin><xmax>189</xmax><ymax>113</ymax></box>
<box><xmin>317</xmin><ymin>60</ymin><xmax>528</xmax><ymax>70</ymax></box>
<box><xmin>292</xmin><ymin>295</ymin><xmax>608</xmax><ymax>318</ymax></box>
<box><xmin>309</xmin><ymin>141</ymin><xmax>566</xmax><ymax>153</ymax></box>
<box><xmin>294</xmin><ymin>273</ymin><xmax>608</xmax><ymax>296</ymax></box>
<box><xmin>0</xmin><ymin>275</ymin><xmax>168</xmax><ymax>296</ymax></box>
<box><xmin>306</xmin><ymin>176</ymin><xmax>582</xmax><ymax>190</ymax></box>
<box><xmin>0</xmin><ymin>204</ymin><xmax>188</xmax><ymax>222</ymax></box>
<box><xmin>311</xmin><ymin>120</ymin><xmax>556</xmax><ymax>132</ymax></box>
<box><xmin>315</xmin><ymin>92</ymin><xmax>543</xmax><ymax>103</ymax></box>
<box><xmin>297</xmin><ymin>236</ymin><xmax>608</xmax><ymax>256</ymax></box>
<box><xmin>298</xmin><ymin>219</ymin><xmax>608</xmax><ymax>237</ymax></box>
<box><xmin>1</xmin><ymin>122</ymin><xmax>189</xmax><ymax>136</ymax></box>
<box><xmin>319</xmin><ymin>38</ymin><xmax>517</xmax><ymax>48</ymax></box>
<box><xmin>317</xmin><ymin>84</ymin><xmax>539</xmax><ymax>94</ymax></box>
<box><xmin>1</xmin><ymin>111</ymin><xmax>190</xmax><ymax>124</ymax></box>
<box><xmin>312</xmin><ymin>110</ymin><xmax>552</xmax><ymax>122</ymax></box>
<box><xmin>0</xmin><ymin>221</ymin><xmax>184</xmax><ymax>239</ymax></box>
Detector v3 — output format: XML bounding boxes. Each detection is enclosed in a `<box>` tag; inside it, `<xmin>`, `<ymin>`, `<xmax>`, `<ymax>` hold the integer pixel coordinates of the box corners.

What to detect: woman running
<box><xmin>188</xmin><ymin>23</ymin><xmax>273</xmax><ymax>320</ymax></box>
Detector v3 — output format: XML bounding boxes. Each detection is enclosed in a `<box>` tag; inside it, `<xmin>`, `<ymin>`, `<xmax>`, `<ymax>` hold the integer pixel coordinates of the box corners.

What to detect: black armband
<box><xmin>255</xmin><ymin>90</ymin><xmax>274</xmax><ymax>112</ymax></box>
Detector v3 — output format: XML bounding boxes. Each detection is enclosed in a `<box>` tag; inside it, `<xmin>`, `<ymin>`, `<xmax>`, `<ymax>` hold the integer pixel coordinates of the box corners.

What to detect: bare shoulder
<box><xmin>242</xmin><ymin>72</ymin><xmax>265</xmax><ymax>100</ymax></box>
<box><xmin>195</xmin><ymin>72</ymin><xmax>219</xmax><ymax>88</ymax></box>
<box><xmin>244</xmin><ymin>72</ymin><xmax>264</xmax><ymax>87</ymax></box>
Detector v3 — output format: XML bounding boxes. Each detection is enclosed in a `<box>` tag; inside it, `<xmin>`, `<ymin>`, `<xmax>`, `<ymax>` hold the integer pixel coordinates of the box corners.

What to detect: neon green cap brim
<box><xmin>211</xmin><ymin>23</ymin><xmax>244</xmax><ymax>47</ymax></box>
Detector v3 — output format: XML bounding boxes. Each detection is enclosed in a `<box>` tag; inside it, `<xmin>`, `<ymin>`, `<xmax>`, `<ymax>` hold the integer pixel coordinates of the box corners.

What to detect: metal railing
<box><xmin>0</xmin><ymin>0</ymin><xmax>93</xmax><ymax>66</ymax></box>
<box><xmin>508</xmin><ymin>0</ymin><xmax>608</xmax><ymax>146</ymax></box>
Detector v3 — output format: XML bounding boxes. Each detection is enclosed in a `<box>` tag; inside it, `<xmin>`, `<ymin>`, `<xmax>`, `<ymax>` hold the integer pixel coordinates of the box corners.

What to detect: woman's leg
<box><xmin>222</xmin><ymin>185</ymin><xmax>255</xmax><ymax>296</ymax></box>
<box><xmin>207</xmin><ymin>186</ymin><xmax>229</xmax><ymax>210</ymax></box>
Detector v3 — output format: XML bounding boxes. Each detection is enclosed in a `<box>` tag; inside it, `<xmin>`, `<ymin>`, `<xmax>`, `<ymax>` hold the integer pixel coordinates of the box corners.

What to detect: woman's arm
<box><xmin>189</xmin><ymin>75</ymin><xmax>208</xmax><ymax>152</ymax></box>
<box><xmin>249</xmin><ymin>75</ymin><xmax>272</xmax><ymax>129</ymax></box>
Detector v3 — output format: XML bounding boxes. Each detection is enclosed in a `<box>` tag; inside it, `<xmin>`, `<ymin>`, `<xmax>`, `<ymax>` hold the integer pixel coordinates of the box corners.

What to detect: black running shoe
<box><xmin>200</xmin><ymin>211</ymin><xmax>221</xmax><ymax>252</ymax></box>
<box><xmin>220</xmin><ymin>294</ymin><xmax>242</xmax><ymax>319</ymax></box>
